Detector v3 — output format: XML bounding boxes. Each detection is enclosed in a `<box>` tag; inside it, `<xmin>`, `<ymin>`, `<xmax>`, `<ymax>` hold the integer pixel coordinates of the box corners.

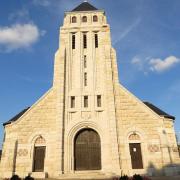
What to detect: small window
<box><xmin>84</xmin><ymin>55</ymin><xmax>87</xmax><ymax>68</ymax></box>
<box><xmin>97</xmin><ymin>95</ymin><xmax>102</xmax><ymax>107</ymax></box>
<box><xmin>82</xmin><ymin>16</ymin><xmax>87</xmax><ymax>22</ymax></box>
<box><xmin>93</xmin><ymin>15</ymin><xmax>98</xmax><ymax>22</ymax></box>
<box><xmin>84</xmin><ymin>96</ymin><xmax>88</xmax><ymax>108</ymax></box>
<box><xmin>84</xmin><ymin>72</ymin><xmax>87</xmax><ymax>86</ymax></box>
<box><xmin>72</xmin><ymin>34</ymin><xmax>75</xmax><ymax>49</ymax></box>
<box><xmin>71</xmin><ymin>96</ymin><xmax>75</xmax><ymax>108</ymax></box>
<box><xmin>83</xmin><ymin>34</ymin><xmax>87</xmax><ymax>49</ymax></box>
<box><xmin>95</xmin><ymin>33</ymin><xmax>98</xmax><ymax>48</ymax></box>
<box><xmin>72</xmin><ymin>16</ymin><xmax>77</xmax><ymax>23</ymax></box>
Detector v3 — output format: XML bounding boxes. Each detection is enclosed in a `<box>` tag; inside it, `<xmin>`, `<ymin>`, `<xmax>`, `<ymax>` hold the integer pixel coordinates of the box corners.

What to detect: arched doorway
<box><xmin>74</xmin><ymin>128</ymin><xmax>101</xmax><ymax>171</ymax></box>
<box><xmin>33</xmin><ymin>136</ymin><xmax>46</xmax><ymax>172</ymax></box>
<box><xmin>128</xmin><ymin>133</ymin><xmax>143</xmax><ymax>169</ymax></box>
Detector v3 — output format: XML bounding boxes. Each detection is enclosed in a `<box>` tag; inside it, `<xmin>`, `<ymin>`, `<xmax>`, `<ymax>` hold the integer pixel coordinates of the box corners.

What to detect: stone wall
<box><xmin>115</xmin><ymin>84</ymin><xmax>180</xmax><ymax>175</ymax></box>
<box><xmin>0</xmin><ymin>88</ymin><xmax>60</xmax><ymax>178</ymax></box>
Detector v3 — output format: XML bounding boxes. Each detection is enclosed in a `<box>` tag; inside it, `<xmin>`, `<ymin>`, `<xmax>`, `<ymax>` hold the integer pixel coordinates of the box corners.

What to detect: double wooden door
<box><xmin>74</xmin><ymin>129</ymin><xmax>101</xmax><ymax>170</ymax></box>
<box><xmin>33</xmin><ymin>146</ymin><xmax>46</xmax><ymax>172</ymax></box>
<box><xmin>129</xmin><ymin>143</ymin><xmax>143</xmax><ymax>169</ymax></box>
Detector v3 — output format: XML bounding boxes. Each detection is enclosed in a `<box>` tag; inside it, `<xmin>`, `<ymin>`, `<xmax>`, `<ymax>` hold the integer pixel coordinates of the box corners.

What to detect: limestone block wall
<box><xmin>0</xmin><ymin>88</ymin><xmax>60</xmax><ymax>178</ymax></box>
<box><xmin>114</xmin><ymin>84</ymin><xmax>180</xmax><ymax>174</ymax></box>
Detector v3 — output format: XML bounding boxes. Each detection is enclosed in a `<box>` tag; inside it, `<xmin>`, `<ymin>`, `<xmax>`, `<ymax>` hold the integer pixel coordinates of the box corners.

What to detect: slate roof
<box><xmin>71</xmin><ymin>1</ymin><xmax>98</xmax><ymax>12</ymax></box>
<box><xmin>3</xmin><ymin>107</ymin><xmax>30</xmax><ymax>126</ymax></box>
<box><xmin>144</xmin><ymin>102</ymin><xmax>175</xmax><ymax>120</ymax></box>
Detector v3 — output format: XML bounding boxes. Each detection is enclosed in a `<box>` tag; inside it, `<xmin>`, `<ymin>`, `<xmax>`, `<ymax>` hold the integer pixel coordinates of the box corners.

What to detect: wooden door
<box><xmin>33</xmin><ymin>146</ymin><xmax>46</xmax><ymax>172</ymax></box>
<box><xmin>74</xmin><ymin>129</ymin><xmax>101</xmax><ymax>170</ymax></box>
<box><xmin>129</xmin><ymin>143</ymin><xmax>143</xmax><ymax>169</ymax></box>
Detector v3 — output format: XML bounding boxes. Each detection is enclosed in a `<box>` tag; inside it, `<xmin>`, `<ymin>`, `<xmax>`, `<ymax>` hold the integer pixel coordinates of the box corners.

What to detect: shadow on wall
<box><xmin>0</xmin><ymin>149</ymin><xmax>2</xmax><ymax>161</ymax></box>
<box><xmin>146</xmin><ymin>162</ymin><xmax>180</xmax><ymax>177</ymax></box>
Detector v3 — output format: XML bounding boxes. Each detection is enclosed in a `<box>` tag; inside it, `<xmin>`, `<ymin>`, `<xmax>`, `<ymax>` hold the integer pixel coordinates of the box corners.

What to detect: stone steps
<box><xmin>50</xmin><ymin>172</ymin><xmax>116</xmax><ymax>180</ymax></box>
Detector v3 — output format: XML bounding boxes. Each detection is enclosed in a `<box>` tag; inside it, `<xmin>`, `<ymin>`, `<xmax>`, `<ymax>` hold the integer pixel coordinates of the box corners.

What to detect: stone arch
<box><xmin>129</xmin><ymin>133</ymin><xmax>141</xmax><ymax>141</ymax></box>
<box><xmin>34</xmin><ymin>136</ymin><xmax>46</xmax><ymax>146</ymax></box>
<box><xmin>65</xmin><ymin>121</ymin><xmax>102</xmax><ymax>172</ymax></box>
<box><xmin>127</xmin><ymin>131</ymin><xmax>144</xmax><ymax>169</ymax></box>
<box><xmin>33</xmin><ymin>136</ymin><xmax>46</xmax><ymax>172</ymax></box>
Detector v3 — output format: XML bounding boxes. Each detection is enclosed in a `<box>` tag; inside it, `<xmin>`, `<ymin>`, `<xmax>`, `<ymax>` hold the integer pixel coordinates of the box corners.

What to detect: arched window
<box><xmin>82</xmin><ymin>16</ymin><xmax>87</xmax><ymax>22</ymax></box>
<box><xmin>93</xmin><ymin>15</ymin><xmax>98</xmax><ymax>22</ymax></box>
<box><xmin>33</xmin><ymin>136</ymin><xmax>46</xmax><ymax>172</ymax></box>
<box><xmin>72</xmin><ymin>16</ymin><xmax>77</xmax><ymax>23</ymax></box>
<box><xmin>129</xmin><ymin>133</ymin><xmax>140</xmax><ymax>141</ymax></box>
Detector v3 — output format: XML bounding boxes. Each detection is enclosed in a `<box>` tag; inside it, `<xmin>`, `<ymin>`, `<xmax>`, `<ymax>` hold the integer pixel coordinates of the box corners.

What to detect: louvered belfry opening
<box><xmin>74</xmin><ymin>129</ymin><xmax>101</xmax><ymax>170</ymax></box>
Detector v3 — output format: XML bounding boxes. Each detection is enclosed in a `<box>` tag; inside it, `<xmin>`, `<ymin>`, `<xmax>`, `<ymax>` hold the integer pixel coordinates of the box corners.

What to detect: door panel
<box><xmin>75</xmin><ymin>129</ymin><xmax>101</xmax><ymax>170</ymax></box>
<box><xmin>33</xmin><ymin>146</ymin><xmax>46</xmax><ymax>172</ymax></box>
<box><xmin>129</xmin><ymin>143</ymin><xmax>143</xmax><ymax>169</ymax></box>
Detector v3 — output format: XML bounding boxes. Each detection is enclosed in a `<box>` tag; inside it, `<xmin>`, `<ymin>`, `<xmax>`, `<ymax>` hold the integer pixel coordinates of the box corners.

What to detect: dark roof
<box><xmin>144</xmin><ymin>102</ymin><xmax>175</xmax><ymax>120</ymax></box>
<box><xmin>3</xmin><ymin>107</ymin><xmax>30</xmax><ymax>126</ymax></box>
<box><xmin>71</xmin><ymin>1</ymin><xmax>98</xmax><ymax>12</ymax></box>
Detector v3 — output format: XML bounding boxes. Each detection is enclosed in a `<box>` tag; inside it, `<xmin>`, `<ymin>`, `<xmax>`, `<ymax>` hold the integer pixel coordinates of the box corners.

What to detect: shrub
<box><xmin>119</xmin><ymin>175</ymin><xmax>129</xmax><ymax>180</ymax></box>
<box><xmin>10</xmin><ymin>175</ymin><xmax>20</xmax><ymax>180</ymax></box>
<box><xmin>24</xmin><ymin>175</ymin><xmax>34</xmax><ymax>180</ymax></box>
<box><xmin>132</xmin><ymin>174</ymin><xmax>143</xmax><ymax>180</ymax></box>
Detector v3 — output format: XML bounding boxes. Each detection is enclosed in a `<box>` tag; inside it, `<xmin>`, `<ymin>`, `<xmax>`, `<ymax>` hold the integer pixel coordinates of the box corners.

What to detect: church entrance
<box><xmin>129</xmin><ymin>143</ymin><xmax>143</xmax><ymax>169</ymax></box>
<box><xmin>33</xmin><ymin>146</ymin><xmax>46</xmax><ymax>172</ymax></box>
<box><xmin>74</xmin><ymin>129</ymin><xmax>101</xmax><ymax>171</ymax></box>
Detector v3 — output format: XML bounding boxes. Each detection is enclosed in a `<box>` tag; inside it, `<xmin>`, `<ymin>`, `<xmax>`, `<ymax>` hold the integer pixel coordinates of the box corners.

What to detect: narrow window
<box><xmin>72</xmin><ymin>34</ymin><xmax>75</xmax><ymax>49</ymax></box>
<box><xmin>72</xmin><ymin>16</ymin><xmax>77</xmax><ymax>23</ymax></box>
<box><xmin>84</xmin><ymin>96</ymin><xmax>88</xmax><ymax>108</ymax></box>
<box><xmin>84</xmin><ymin>72</ymin><xmax>87</xmax><ymax>86</ymax></box>
<box><xmin>71</xmin><ymin>96</ymin><xmax>75</xmax><ymax>108</ymax></box>
<box><xmin>82</xmin><ymin>16</ymin><xmax>87</xmax><ymax>22</ymax></box>
<box><xmin>97</xmin><ymin>95</ymin><xmax>102</xmax><ymax>107</ymax></box>
<box><xmin>93</xmin><ymin>15</ymin><xmax>98</xmax><ymax>22</ymax></box>
<box><xmin>83</xmin><ymin>34</ymin><xmax>87</xmax><ymax>49</ymax></box>
<box><xmin>95</xmin><ymin>33</ymin><xmax>98</xmax><ymax>48</ymax></box>
<box><xmin>84</xmin><ymin>55</ymin><xmax>87</xmax><ymax>68</ymax></box>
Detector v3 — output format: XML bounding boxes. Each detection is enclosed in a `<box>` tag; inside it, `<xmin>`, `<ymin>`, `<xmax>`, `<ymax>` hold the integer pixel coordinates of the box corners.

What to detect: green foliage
<box><xmin>10</xmin><ymin>175</ymin><xmax>20</xmax><ymax>180</ymax></box>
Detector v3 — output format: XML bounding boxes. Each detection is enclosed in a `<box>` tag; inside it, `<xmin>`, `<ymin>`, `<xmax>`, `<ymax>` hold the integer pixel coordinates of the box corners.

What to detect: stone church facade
<box><xmin>0</xmin><ymin>2</ymin><xmax>179</xmax><ymax>179</ymax></box>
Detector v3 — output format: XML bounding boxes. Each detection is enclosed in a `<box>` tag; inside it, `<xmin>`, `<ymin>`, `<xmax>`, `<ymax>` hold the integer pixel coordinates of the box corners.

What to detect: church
<box><xmin>0</xmin><ymin>2</ymin><xmax>179</xmax><ymax>179</ymax></box>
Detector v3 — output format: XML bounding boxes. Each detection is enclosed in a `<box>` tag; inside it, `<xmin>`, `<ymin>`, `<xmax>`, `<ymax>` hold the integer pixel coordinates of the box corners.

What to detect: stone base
<box><xmin>31</xmin><ymin>172</ymin><xmax>48</xmax><ymax>179</ymax></box>
<box><xmin>57</xmin><ymin>171</ymin><xmax>113</xmax><ymax>180</ymax></box>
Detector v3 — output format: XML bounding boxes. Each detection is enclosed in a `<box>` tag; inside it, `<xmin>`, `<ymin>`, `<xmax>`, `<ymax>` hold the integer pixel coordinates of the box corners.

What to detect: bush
<box><xmin>116</xmin><ymin>174</ymin><xmax>151</xmax><ymax>180</ymax></box>
<box><xmin>24</xmin><ymin>175</ymin><xmax>34</xmax><ymax>180</ymax></box>
<box><xmin>119</xmin><ymin>175</ymin><xmax>129</xmax><ymax>180</ymax></box>
<box><xmin>132</xmin><ymin>174</ymin><xmax>143</xmax><ymax>180</ymax></box>
<box><xmin>10</xmin><ymin>175</ymin><xmax>20</xmax><ymax>180</ymax></box>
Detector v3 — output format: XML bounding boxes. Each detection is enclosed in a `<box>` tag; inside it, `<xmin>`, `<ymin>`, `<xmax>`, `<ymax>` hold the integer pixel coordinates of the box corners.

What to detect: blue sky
<box><xmin>0</xmin><ymin>0</ymin><xmax>180</xmax><ymax>147</ymax></box>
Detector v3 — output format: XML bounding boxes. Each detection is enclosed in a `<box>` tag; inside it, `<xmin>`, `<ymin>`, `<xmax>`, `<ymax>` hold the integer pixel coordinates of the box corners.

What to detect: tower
<box><xmin>53</xmin><ymin>1</ymin><xmax>121</xmax><ymax>174</ymax></box>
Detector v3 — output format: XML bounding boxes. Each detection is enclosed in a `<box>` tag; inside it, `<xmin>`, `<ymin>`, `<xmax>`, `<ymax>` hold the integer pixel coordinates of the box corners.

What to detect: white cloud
<box><xmin>149</xmin><ymin>56</ymin><xmax>180</xmax><ymax>72</ymax></box>
<box><xmin>131</xmin><ymin>56</ymin><xmax>143</xmax><ymax>70</ymax></box>
<box><xmin>0</xmin><ymin>23</ymin><xmax>45</xmax><ymax>52</ymax></box>
<box><xmin>33</xmin><ymin>0</ymin><xmax>50</xmax><ymax>7</ymax></box>
<box><xmin>131</xmin><ymin>55</ymin><xmax>180</xmax><ymax>74</ymax></box>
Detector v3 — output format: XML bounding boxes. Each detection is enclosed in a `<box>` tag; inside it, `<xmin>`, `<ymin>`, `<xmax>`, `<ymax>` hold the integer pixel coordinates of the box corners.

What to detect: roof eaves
<box><xmin>3</xmin><ymin>107</ymin><xmax>30</xmax><ymax>126</ymax></box>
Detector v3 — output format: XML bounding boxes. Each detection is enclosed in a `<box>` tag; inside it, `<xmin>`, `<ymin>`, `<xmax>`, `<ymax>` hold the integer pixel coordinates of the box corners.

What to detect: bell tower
<box><xmin>53</xmin><ymin>1</ymin><xmax>121</xmax><ymax>174</ymax></box>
